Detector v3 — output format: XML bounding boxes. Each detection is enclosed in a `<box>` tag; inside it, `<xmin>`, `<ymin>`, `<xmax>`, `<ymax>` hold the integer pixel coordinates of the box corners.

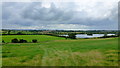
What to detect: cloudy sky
<box><xmin>2</xmin><ymin>0</ymin><xmax>119</xmax><ymax>30</ymax></box>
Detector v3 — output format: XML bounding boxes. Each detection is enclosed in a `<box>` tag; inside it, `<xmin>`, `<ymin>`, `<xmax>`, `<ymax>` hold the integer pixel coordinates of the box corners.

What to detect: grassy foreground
<box><xmin>1</xmin><ymin>35</ymin><xmax>119</xmax><ymax>66</ymax></box>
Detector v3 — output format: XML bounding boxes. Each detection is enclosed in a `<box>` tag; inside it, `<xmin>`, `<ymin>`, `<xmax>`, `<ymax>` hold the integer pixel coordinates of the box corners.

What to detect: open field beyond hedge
<box><xmin>2</xmin><ymin>35</ymin><xmax>66</xmax><ymax>43</ymax></box>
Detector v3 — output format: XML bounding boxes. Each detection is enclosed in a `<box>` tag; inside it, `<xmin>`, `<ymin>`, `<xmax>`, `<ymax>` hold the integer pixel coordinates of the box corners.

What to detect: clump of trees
<box><xmin>11</xmin><ymin>38</ymin><xmax>38</xmax><ymax>43</ymax></box>
<box><xmin>87</xmin><ymin>33</ymin><xmax>93</xmax><ymax>36</ymax></box>
<box><xmin>11</xmin><ymin>38</ymin><xmax>19</xmax><ymax>43</ymax></box>
<box><xmin>32</xmin><ymin>39</ymin><xmax>37</xmax><ymax>43</ymax></box>
<box><xmin>19</xmin><ymin>39</ymin><xmax>27</xmax><ymax>43</ymax></box>
<box><xmin>103</xmin><ymin>33</ymin><xmax>107</xmax><ymax>37</ymax></box>
<box><xmin>11</xmin><ymin>38</ymin><xmax>27</xmax><ymax>43</ymax></box>
<box><xmin>2</xmin><ymin>40</ymin><xmax>5</xmax><ymax>43</ymax></box>
<box><xmin>8</xmin><ymin>30</ymin><xmax>11</xmax><ymax>35</ymax></box>
<box><xmin>17</xmin><ymin>32</ymin><xmax>23</xmax><ymax>35</ymax></box>
<box><xmin>68</xmin><ymin>33</ymin><xmax>76</xmax><ymax>39</ymax></box>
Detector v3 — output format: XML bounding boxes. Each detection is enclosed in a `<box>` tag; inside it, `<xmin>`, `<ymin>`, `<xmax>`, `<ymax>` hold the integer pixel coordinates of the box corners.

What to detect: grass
<box><xmin>2</xmin><ymin>35</ymin><xmax>65</xmax><ymax>43</ymax></box>
<box><xmin>1</xmin><ymin>35</ymin><xmax>119</xmax><ymax>66</ymax></box>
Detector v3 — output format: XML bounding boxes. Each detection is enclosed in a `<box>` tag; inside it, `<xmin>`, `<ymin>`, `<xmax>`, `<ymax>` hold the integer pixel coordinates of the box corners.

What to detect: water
<box><xmin>107</xmin><ymin>34</ymin><xmax>115</xmax><ymax>36</ymax></box>
<box><xmin>59</xmin><ymin>34</ymin><xmax>115</xmax><ymax>38</ymax></box>
<box><xmin>76</xmin><ymin>34</ymin><xmax>104</xmax><ymax>38</ymax></box>
<box><xmin>59</xmin><ymin>35</ymin><xmax>69</xmax><ymax>37</ymax></box>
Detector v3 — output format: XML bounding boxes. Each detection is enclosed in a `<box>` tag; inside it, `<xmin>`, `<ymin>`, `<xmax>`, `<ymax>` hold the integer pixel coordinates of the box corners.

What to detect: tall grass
<box><xmin>2</xmin><ymin>37</ymin><xmax>118</xmax><ymax>66</ymax></box>
<box><xmin>41</xmin><ymin>49</ymin><xmax>104</xmax><ymax>66</ymax></box>
<box><xmin>3</xmin><ymin>49</ymin><xmax>119</xmax><ymax>66</ymax></box>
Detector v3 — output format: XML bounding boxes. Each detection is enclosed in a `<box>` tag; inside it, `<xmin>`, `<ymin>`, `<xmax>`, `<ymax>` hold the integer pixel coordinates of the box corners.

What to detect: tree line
<box><xmin>2</xmin><ymin>38</ymin><xmax>37</xmax><ymax>43</ymax></box>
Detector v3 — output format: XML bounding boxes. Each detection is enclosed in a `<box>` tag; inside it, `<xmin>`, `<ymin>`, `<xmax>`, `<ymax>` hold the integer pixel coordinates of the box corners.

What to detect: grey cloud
<box><xmin>21</xmin><ymin>2</ymin><xmax>74</xmax><ymax>22</ymax></box>
<box><xmin>2</xmin><ymin>2</ymin><xmax>118</xmax><ymax>30</ymax></box>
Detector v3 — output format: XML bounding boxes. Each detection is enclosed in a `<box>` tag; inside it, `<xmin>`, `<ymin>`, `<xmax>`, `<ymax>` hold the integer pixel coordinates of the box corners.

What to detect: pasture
<box><xmin>1</xmin><ymin>35</ymin><xmax>119</xmax><ymax>66</ymax></box>
<box><xmin>2</xmin><ymin>35</ymin><xmax>66</xmax><ymax>43</ymax></box>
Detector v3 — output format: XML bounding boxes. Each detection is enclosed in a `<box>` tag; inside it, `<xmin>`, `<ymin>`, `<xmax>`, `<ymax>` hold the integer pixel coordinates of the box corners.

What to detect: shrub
<box><xmin>32</xmin><ymin>39</ymin><xmax>37</xmax><ymax>43</ymax></box>
<box><xmin>19</xmin><ymin>39</ymin><xmax>27</xmax><ymax>43</ymax></box>
<box><xmin>68</xmin><ymin>33</ymin><xmax>76</xmax><ymax>39</ymax></box>
<box><xmin>11</xmin><ymin>38</ymin><xmax>19</xmax><ymax>43</ymax></box>
<box><xmin>87</xmin><ymin>33</ymin><xmax>93</xmax><ymax>36</ymax></box>
<box><xmin>17</xmin><ymin>32</ymin><xmax>23</xmax><ymax>35</ymax></box>
<box><xmin>2</xmin><ymin>40</ymin><xmax>5</xmax><ymax>43</ymax></box>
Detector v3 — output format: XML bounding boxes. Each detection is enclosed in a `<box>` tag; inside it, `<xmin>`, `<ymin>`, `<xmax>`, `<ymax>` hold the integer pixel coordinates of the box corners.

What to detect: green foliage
<box><xmin>32</xmin><ymin>39</ymin><xmax>37</xmax><ymax>43</ymax></box>
<box><xmin>19</xmin><ymin>39</ymin><xmax>27</xmax><ymax>43</ymax></box>
<box><xmin>11</xmin><ymin>38</ymin><xmax>27</xmax><ymax>43</ymax></box>
<box><xmin>8</xmin><ymin>30</ymin><xmax>11</xmax><ymax>35</ymax></box>
<box><xmin>11</xmin><ymin>38</ymin><xmax>19</xmax><ymax>43</ymax></box>
<box><xmin>17</xmin><ymin>32</ymin><xmax>23</xmax><ymax>35</ymax></box>
<box><xmin>2</xmin><ymin>40</ymin><xmax>5</xmax><ymax>43</ymax></box>
<box><xmin>68</xmin><ymin>33</ymin><xmax>76</xmax><ymax>39</ymax></box>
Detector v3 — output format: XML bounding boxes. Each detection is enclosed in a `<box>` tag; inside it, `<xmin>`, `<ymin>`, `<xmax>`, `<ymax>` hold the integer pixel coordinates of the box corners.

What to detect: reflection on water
<box><xmin>76</xmin><ymin>34</ymin><xmax>104</xmax><ymax>38</ymax></box>
<box><xmin>59</xmin><ymin>34</ymin><xmax>115</xmax><ymax>38</ymax></box>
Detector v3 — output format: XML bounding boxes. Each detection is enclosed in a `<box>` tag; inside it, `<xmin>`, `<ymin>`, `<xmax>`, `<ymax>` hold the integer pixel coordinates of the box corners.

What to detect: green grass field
<box><xmin>2</xmin><ymin>35</ymin><xmax>66</xmax><ymax>43</ymax></box>
<box><xmin>1</xmin><ymin>35</ymin><xmax>119</xmax><ymax>66</ymax></box>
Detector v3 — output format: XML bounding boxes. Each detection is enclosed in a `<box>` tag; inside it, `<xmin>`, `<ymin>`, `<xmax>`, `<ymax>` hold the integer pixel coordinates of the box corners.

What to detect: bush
<box><xmin>17</xmin><ymin>32</ymin><xmax>23</xmax><ymax>35</ymax></box>
<box><xmin>11</xmin><ymin>38</ymin><xmax>19</xmax><ymax>43</ymax></box>
<box><xmin>2</xmin><ymin>40</ymin><xmax>5</xmax><ymax>43</ymax></box>
<box><xmin>32</xmin><ymin>39</ymin><xmax>37</xmax><ymax>43</ymax></box>
<box><xmin>11</xmin><ymin>38</ymin><xmax>27</xmax><ymax>43</ymax></box>
<box><xmin>68</xmin><ymin>33</ymin><xmax>76</xmax><ymax>39</ymax></box>
<box><xmin>19</xmin><ymin>39</ymin><xmax>27</xmax><ymax>43</ymax></box>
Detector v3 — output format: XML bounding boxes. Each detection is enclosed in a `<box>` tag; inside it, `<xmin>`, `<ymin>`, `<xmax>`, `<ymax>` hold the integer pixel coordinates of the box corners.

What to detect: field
<box><xmin>1</xmin><ymin>35</ymin><xmax>119</xmax><ymax>66</ymax></box>
<box><xmin>2</xmin><ymin>35</ymin><xmax>66</xmax><ymax>43</ymax></box>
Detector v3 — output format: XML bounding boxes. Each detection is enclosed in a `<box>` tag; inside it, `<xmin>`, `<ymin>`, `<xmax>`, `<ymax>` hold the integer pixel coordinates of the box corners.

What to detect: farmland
<box><xmin>2</xmin><ymin>35</ymin><xmax>66</xmax><ymax>43</ymax></box>
<box><xmin>1</xmin><ymin>35</ymin><xmax>119</xmax><ymax>66</ymax></box>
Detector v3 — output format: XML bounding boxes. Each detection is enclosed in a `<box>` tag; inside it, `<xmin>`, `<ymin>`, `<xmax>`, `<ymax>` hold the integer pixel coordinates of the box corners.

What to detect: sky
<box><xmin>2</xmin><ymin>0</ymin><xmax>119</xmax><ymax>30</ymax></box>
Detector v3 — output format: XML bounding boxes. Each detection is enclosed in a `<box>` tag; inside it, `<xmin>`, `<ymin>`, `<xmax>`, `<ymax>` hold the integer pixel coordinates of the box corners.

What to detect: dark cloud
<box><xmin>21</xmin><ymin>2</ymin><xmax>74</xmax><ymax>22</ymax></box>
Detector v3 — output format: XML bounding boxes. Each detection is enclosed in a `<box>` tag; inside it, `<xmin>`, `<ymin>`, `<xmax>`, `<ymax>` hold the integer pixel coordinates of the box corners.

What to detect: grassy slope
<box><xmin>2</xmin><ymin>35</ymin><xmax>119</xmax><ymax>66</ymax></box>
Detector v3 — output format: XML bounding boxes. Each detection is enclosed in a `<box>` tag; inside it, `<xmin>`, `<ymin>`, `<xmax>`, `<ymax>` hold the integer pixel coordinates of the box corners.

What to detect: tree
<box><xmin>11</xmin><ymin>38</ymin><xmax>19</xmax><ymax>43</ymax></box>
<box><xmin>104</xmin><ymin>33</ymin><xmax>107</xmax><ymax>38</ymax></box>
<box><xmin>68</xmin><ymin>33</ymin><xmax>76</xmax><ymax>39</ymax></box>
<box><xmin>32</xmin><ymin>39</ymin><xmax>37</xmax><ymax>43</ymax></box>
<box><xmin>2</xmin><ymin>40</ymin><xmax>5</xmax><ymax>43</ymax></box>
<box><xmin>8</xmin><ymin>30</ymin><xmax>11</xmax><ymax>35</ymax></box>
<box><xmin>19</xmin><ymin>39</ymin><xmax>27</xmax><ymax>43</ymax></box>
<box><xmin>87</xmin><ymin>33</ymin><xmax>93</xmax><ymax>36</ymax></box>
<box><xmin>17</xmin><ymin>32</ymin><xmax>23</xmax><ymax>35</ymax></box>
<box><xmin>65</xmin><ymin>36</ymin><xmax>68</xmax><ymax>39</ymax></box>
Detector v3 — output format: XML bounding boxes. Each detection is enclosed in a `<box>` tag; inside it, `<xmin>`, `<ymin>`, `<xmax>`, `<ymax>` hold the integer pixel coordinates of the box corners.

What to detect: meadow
<box><xmin>2</xmin><ymin>35</ymin><xmax>66</xmax><ymax>43</ymax></box>
<box><xmin>1</xmin><ymin>35</ymin><xmax>119</xmax><ymax>66</ymax></box>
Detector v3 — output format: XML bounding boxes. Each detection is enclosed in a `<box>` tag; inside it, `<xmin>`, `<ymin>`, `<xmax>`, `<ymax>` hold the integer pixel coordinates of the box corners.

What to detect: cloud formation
<box><xmin>2</xmin><ymin>1</ymin><xmax>118</xmax><ymax>30</ymax></box>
